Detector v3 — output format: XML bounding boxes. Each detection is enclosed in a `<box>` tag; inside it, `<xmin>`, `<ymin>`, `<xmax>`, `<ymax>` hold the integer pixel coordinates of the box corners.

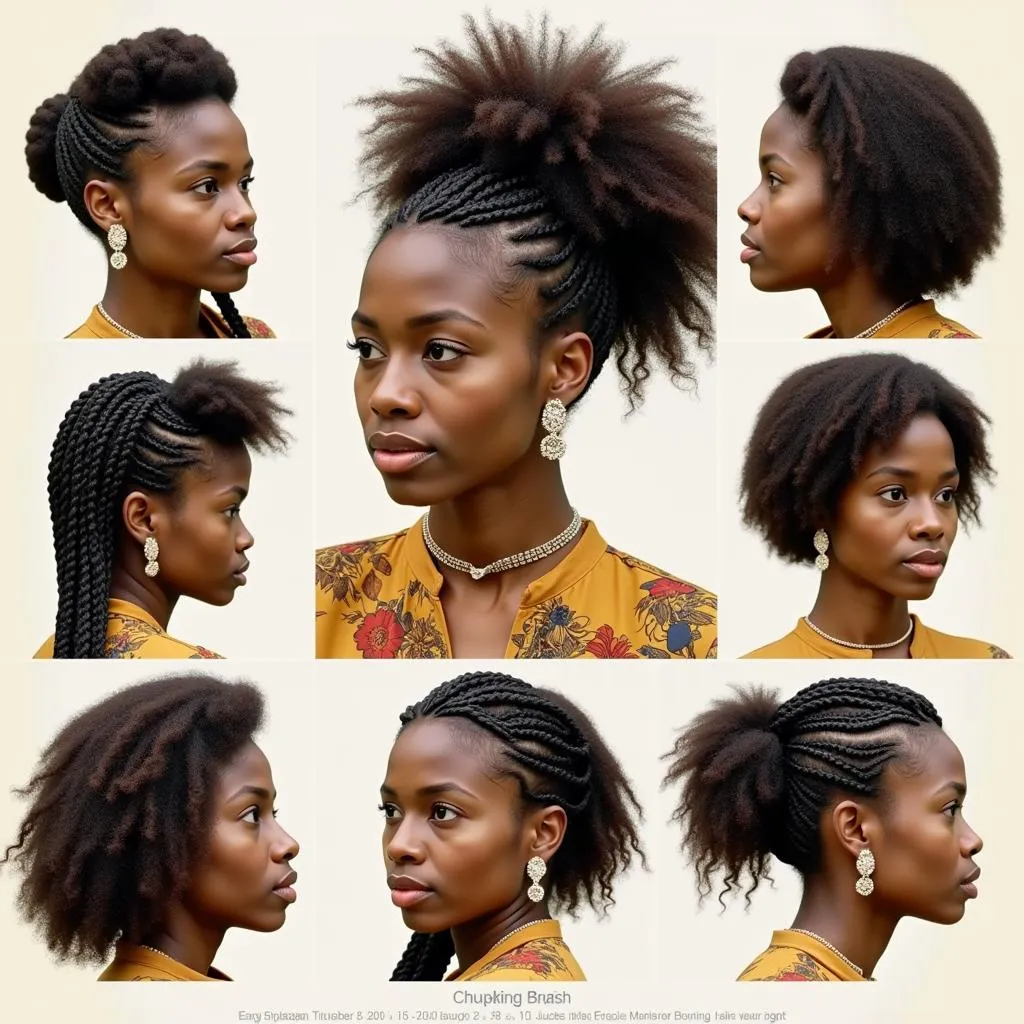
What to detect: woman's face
<box><xmin>380</xmin><ymin>718</ymin><xmax>542</xmax><ymax>933</ymax></box>
<box><xmin>738</xmin><ymin>104</ymin><xmax>840</xmax><ymax>292</ymax></box>
<box><xmin>350</xmin><ymin>225</ymin><xmax>550</xmax><ymax>506</ymax></box>
<box><xmin>182</xmin><ymin>742</ymin><xmax>300</xmax><ymax>933</ymax></box>
<box><xmin>146</xmin><ymin>440</ymin><xmax>255</xmax><ymax>605</ymax></box>
<box><xmin>117</xmin><ymin>97</ymin><xmax>257</xmax><ymax>294</ymax></box>
<box><xmin>828</xmin><ymin>414</ymin><xmax>959</xmax><ymax>600</ymax></box>
<box><xmin>869</xmin><ymin>727</ymin><xmax>981</xmax><ymax>924</ymax></box>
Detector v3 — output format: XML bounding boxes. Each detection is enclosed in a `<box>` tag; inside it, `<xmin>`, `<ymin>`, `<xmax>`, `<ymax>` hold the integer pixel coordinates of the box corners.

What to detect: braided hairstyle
<box><xmin>389</xmin><ymin>670</ymin><xmax>645</xmax><ymax>981</ymax></box>
<box><xmin>662</xmin><ymin>677</ymin><xmax>942</xmax><ymax>905</ymax></box>
<box><xmin>1</xmin><ymin>673</ymin><xmax>263</xmax><ymax>964</ymax></box>
<box><xmin>359</xmin><ymin>15</ymin><xmax>716</xmax><ymax>409</ymax></box>
<box><xmin>26</xmin><ymin>28</ymin><xmax>253</xmax><ymax>336</ymax></box>
<box><xmin>48</xmin><ymin>359</ymin><xmax>290</xmax><ymax>658</ymax></box>
<box><xmin>740</xmin><ymin>352</ymin><xmax>993</xmax><ymax>564</ymax></box>
<box><xmin>779</xmin><ymin>46</ymin><xmax>1001</xmax><ymax>298</ymax></box>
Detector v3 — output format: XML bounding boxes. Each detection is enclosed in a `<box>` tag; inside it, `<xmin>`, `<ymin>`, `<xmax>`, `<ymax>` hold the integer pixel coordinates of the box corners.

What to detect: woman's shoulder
<box><xmin>199</xmin><ymin>303</ymin><xmax>276</xmax><ymax>339</ymax></box>
<box><xmin>601</xmin><ymin>545</ymin><xmax>716</xmax><ymax>604</ymax></box>
<box><xmin>918</xmin><ymin>623</ymin><xmax>1011</xmax><ymax>659</ymax></box>
<box><xmin>740</xmin><ymin>627</ymin><xmax>813</xmax><ymax>659</ymax></box>
<box><xmin>241</xmin><ymin>315</ymin><xmax>275</xmax><ymax>338</ymax></box>
<box><xmin>65</xmin><ymin>306</ymin><xmax>114</xmax><ymax>338</ymax></box>
<box><xmin>885</xmin><ymin>300</ymin><xmax>978</xmax><ymax>339</ymax></box>
<box><xmin>738</xmin><ymin>945</ymin><xmax>836</xmax><ymax>982</ymax></box>
<box><xmin>106</xmin><ymin>608</ymin><xmax>222</xmax><ymax>660</ymax></box>
<box><xmin>317</xmin><ymin>530</ymin><xmax>411</xmax><ymax>575</ymax></box>
<box><xmin>468</xmin><ymin>936</ymin><xmax>585</xmax><ymax>982</ymax></box>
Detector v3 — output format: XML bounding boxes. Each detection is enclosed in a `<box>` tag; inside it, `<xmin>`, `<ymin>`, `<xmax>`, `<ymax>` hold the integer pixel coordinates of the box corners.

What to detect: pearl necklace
<box><xmin>422</xmin><ymin>509</ymin><xmax>582</xmax><ymax>581</ymax></box>
<box><xmin>96</xmin><ymin>302</ymin><xmax>142</xmax><ymax>339</ymax></box>
<box><xmin>853</xmin><ymin>299</ymin><xmax>916</xmax><ymax>338</ymax></box>
<box><xmin>479</xmin><ymin>920</ymin><xmax>546</xmax><ymax>961</ymax></box>
<box><xmin>803</xmin><ymin>616</ymin><xmax>914</xmax><ymax>651</ymax></box>
<box><xmin>140</xmin><ymin>943</ymin><xmax>178</xmax><ymax>963</ymax></box>
<box><xmin>790</xmin><ymin>928</ymin><xmax>864</xmax><ymax>977</ymax></box>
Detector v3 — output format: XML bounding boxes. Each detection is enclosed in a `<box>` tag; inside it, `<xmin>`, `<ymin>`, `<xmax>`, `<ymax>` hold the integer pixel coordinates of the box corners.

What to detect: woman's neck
<box><xmin>792</xmin><ymin>874</ymin><xmax>899</xmax><ymax>980</ymax></box>
<box><xmin>102</xmin><ymin>268</ymin><xmax>206</xmax><ymax>339</ymax></box>
<box><xmin>816</xmin><ymin>269</ymin><xmax>915</xmax><ymax>338</ymax></box>
<box><xmin>808</xmin><ymin>566</ymin><xmax>911</xmax><ymax>648</ymax></box>
<box><xmin>142</xmin><ymin>908</ymin><xmax>225</xmax><ymax>978</ymax></box>
<box><xmin>450</xmin><ymin>900</ymin><xmax>550</xmax><ymax>972</ymax></box>
<box><xmin>108</xmin><ymin>563</ymin><xmax>178</xmax><ymax>630</ymax></box>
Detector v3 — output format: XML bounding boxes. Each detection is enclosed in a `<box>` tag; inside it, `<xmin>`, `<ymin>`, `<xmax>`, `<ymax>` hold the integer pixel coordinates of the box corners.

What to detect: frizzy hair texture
<box><xmin>48</xmin><ymin>359</ymin><xmax>290</xmax><ymax>659</ymax></box>
<box><xmin>662</xmin><ymin>678</ymin><xmax>943</xmax><ymax>904</ymax></box>
<box><xmin>780</xmin><ymin>46</ymin><xmax>1001</xmax><ymax>297</ymax></box>
<box><xmin>25</xmin><ymin>28</ymin><xmax>252</xmax><ymax>337</ymax></box>
<box><xmin>359</xmin><ymin>15</ymin><xmax>716</xmax><ymax>408</ymax></box>
<box><xmin>740</xmin><ymin>352</ymin><xmax>993</xmax><ymax>564</ymax></box>
<box><xmin>388</xmin><ymin>671</ymin><xmax>645</xmax><ymax>982</ymax></box>
<box><xmin>1</xmin><ymin>674</ymin><xmax>264</xmax><ymax>963</ymax></box>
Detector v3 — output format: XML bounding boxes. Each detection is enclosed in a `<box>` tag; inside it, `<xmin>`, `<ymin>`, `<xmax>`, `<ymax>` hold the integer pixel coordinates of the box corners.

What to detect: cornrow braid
<box><xmin>360</xmin><ymin>16</ymin><xmax>717</xmax><ymax>409</ymax></box>
<box><xmin>47</xmin><ymin>360</ymin><xmax>291</xmax><ymax>658</ymax></box>
<box><xmin>0</xmin><ymin>674</ymin><xmax>263</xmax><ymax>964</ymax></box>
<box><xmin>26</xmin><ymin>29</ymin><xmax>252</xmax><ymax>337</ymax></box>
<box><xmin>662</xmin><ymin>677</ymin><xmax>942</xmax><ymax>905</ymax></box>
<box><xmin>390</xmin><ymin>670</ymin><xmax>645</xmax><ymax>981</ymax></box>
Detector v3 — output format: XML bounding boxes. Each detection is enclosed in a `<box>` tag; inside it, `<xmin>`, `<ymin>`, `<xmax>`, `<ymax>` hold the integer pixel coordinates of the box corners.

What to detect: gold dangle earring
<box><xmin>540</xmin><ymin>399</ymin><xmax>567</xmax><ymax>460</ymax></box>
<box><xmin>813</xmin><ymin>529</ymin><xmax>830</xmax><ymax>571</ymax></box>
<box><xmin>108</xmin><ymin>223</ymin><xmax>128</xmax><ymax>269</ymax></box>
<box><xmin>143</xmin><ymin>536</ymin><xmax>160</xmax><ymax>578</ymax></box>
<box><xmin>526</xmin><ymin>856</ymin><xmax>547</xmax><ymax>902</ymax></box>
<box><xmin>855</xmin><ymin>848</ymin><xmax>875</xmax><ymax>896</ymax></box>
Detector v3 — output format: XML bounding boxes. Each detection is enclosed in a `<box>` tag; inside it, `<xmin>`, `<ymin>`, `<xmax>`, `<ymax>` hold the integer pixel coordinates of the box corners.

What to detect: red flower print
<box><xmin>354</xmin><ymin>608</ymin><xmax>405</xmax><ymax>658</ymax></box>
<box><xmin>775</xmin><ymin>971</ymin><xmax>813</xmax><ymax>982</ymax></box>
<box><xmin>585</xmin><ymin>624</ymin><xmax>639</xmax><ymax>659</ymax></box>
<box><xmin>643</xmin><ymin>578</ymin><xmax>696</xmax><ymax>599</ymax></box>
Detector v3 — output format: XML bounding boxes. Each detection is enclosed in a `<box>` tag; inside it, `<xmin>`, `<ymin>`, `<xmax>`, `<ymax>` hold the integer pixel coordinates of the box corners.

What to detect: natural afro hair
<box><xmin>662</xmin><ymin>677</ymin><xmax>943</xmax><ymax>903</ymax></box>
<box><xmin>25</xmin><ymin>28</ymin><xmax>251</xmax><ymax>335</ymax></box>
<box><xmin>388</xmin><ymin>670</ymin><xmax>646</xmax><ymax>981</ymax></box>
<box><xmin>48</xmin><ymin>358</ymin><xmax>291</xmax><ymax>658</ymax></box>
<box><xmin>740</xmin><ymin>353</ymin><xmax>993</xmax><ymax>564</ymax></box>
<box><xmin>358</xmin><ymin>14</ymin><xmax>716</xmax><ymax>408</ymax></box>
<box><xmin>779</xmin><ymin>46</ymin><xmax>1001</xmax><ymax>298</ymax></box>
<box><xmin>1</xmin><ymin>674</ymin><xmax>263</xmax><ymax>963</ymax></box>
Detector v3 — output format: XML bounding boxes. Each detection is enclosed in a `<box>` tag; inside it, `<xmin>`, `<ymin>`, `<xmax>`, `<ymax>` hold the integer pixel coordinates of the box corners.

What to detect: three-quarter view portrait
<box><xmin>736</xmin><ymin>352</ymin><xmax>1010</xmax><ymax>659</ymax></box>
<box><xmin>315</xmin><ymin>16</ymin><xmax>718</xmax><ymax>660</ymax></box>
<box><xmin>26</xmin><ymin>28</ymin><xmax>272</xmax><ymax>339</ymax></box>
<box><xmin>380</xmin><ymin>671</ymin><xmax>645</xmax><ymax>981</ymax></box>
<box><xmin>663</xmin><ymin>677</ymin><xmax>983</xmax><ymax>981</ymax></box>
<box><xmin>0</xmin><ymin>674</ymin><xmax>299</xmax><ymax>981</ymax></box>
<box><xmin>737</xmin><ymin>46</ymin><xmax>1001</xmax><ymax>338</ymax></box>
<box><xmin>35</xmin><ymin>359</ymin><xmax>291</xmax><ymax>659</ymax></box>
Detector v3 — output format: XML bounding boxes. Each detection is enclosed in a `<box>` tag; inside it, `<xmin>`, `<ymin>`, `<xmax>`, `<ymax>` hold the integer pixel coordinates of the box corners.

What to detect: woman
<box><xmin>316</xmin><ymin>16</ymin><xmax>717</xmax><ymax>660</ymax></box>
<box><xmin>738</xmin><ymin>47</ymin><xmax>1001</xmax><ymax>338</ymax></box>
<box><xmin>27</xmin><ymin>28</ymin><xmax>272</xmax><ymax>339</ymax></box>
<box><xmin>663</xmin><ymin>677</ymin><xmax>983</xmax><ymax>981</ymax></box>
<box><xmin>1</xmin><ymin>674</ymin><xmax>299</xmax><ymax>980</ymax></box>
<box><xmin>35</xmin><ymin>358</ymin><xmax>290</xmax><ymax>658</ymax></box>
<box><xmin>739</xmin><ymin>353</ymin><xmax>1009</xmax><ymax>658</ymax></box>
<box><xmin>382</xmin><ymin>671</ymin><xmax>644</xmax><ymax>981</ymax></box>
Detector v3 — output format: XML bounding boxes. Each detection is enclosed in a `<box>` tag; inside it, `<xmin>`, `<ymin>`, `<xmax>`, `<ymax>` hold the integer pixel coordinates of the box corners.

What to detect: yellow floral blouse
<box><xmin>742</xmin><ymin>616</ymin><xmax>1010</xmax><ymax>660</ymax></box>
<box><xmin>34</xmin><ymin>599</ymin><xmax>223</xmax><ymax>659</ymax></box>
<box><xmin>98</xmin><ymin>943</ymin><xmax>231</xmax><ymax>982</ymax></box>
<box><xmin>66</xmin><ymin>304</ymin><xmax>274</xmax><ymax>339</ymax></box>
<box><xmin>738</xmin><ymin>930</ymin><xmax>867</xmax><ymax>982</ymax></box>
<box><xmin>446</xmin><ymin>920</ymin><xmax>585</xmax><ymax>982</ymax></box>
<box><xmin>806</xmin><ymin>299</ymin><xmax>977</xmax><ymax>339</ymax></box>
<box><xmin>315</xmin><ymin>519</ymin><xmax>717</xmax><ymax>659</ymax></box>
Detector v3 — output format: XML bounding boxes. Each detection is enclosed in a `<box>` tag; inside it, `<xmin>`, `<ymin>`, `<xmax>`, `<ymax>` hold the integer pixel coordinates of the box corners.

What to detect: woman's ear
<box><xmin>122</xmin><ymin>491</ymin><xmax>162</xmax><ymax>544</ymax></box>
<box><xmin>544</xmin><ymin>330</ymin><xmax>593</xmax><ymax>407</ymax></box>
<box><xmin>82</xmin><ymin>178</ymin><xmax>131</xmax><ymax>236</ymax></box>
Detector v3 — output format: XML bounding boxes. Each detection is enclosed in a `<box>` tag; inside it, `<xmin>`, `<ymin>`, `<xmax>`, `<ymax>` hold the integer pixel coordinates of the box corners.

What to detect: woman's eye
<box><xmin>241</xmin><ymin>176</ymin><xmax>256</xmax><ymax>192</ymax></box>
<box><xmin>880</xmin><ymin>486</ymin><xmax>906</xmax><ymax>503</ymax></box>
<box><xmin>424</xmin><ymin>341</ymin><xmax>463</xmax><ymax>363</ymax></box>
<box><xmin>432</xmin><ymin>804</ymin><xmax>459</xmax><ymax>822</ymax></box>
<box><xmin>937</xmin><ymin>488</ymin><xmax>958</xmax><ymax>504</ymax></box>
<box><xmin>378</xmin><ymin>802</ymin><xmax>400</xmax><ymax>820</ymax></box>
<box><xmin>241</xmin><ymin>806</ymin><xmax>260</xmax><ymax>824</ymax></box>
<box><xmin>193</xmin><ymin>179</ymin><xmax>219</xmax><ymax>195</ymax></box>
<box><xmin>346</xmin><ymin>339</ymin><xmax>385</xmax><ymax>361</ymax></box>
<box><xmin>766</xmin><ymin>173</ymin><xmax>781</xmax><ymax>193</ymax></box>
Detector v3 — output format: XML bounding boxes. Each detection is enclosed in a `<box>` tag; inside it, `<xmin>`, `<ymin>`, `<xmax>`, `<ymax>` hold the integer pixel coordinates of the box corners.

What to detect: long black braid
<box><xmin>47</xmin><ymin>360</ymin><xmax>290</xmax><ymax>658</ymax></box>
<box><xmin>662</xmin><ymin>677</ymin><xmax>942</xmax><ymax>904</ymax></box>
<box><xmin>360</xmin><ymin>16</ymin><xmax>716</xmax><ymax>409</ymax></box>
<box><xmin>26</xmin><ymin>28</ymin><xmax>252</xmax><ymax>337</ymax></box>
<box><xmin>389</xmin><ymin>670</ymin><xmax>645</xmax><ymax>981</ymax></box>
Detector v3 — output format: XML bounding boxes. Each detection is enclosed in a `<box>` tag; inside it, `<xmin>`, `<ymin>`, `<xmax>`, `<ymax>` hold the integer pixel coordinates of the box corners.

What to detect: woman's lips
<box><xmin>740</xmin><ymin>246</ymin><xmax>760</xmax><ymax>264</ymax></box>
<box><xmin>232</xmin><ymin>561</ymin><xmax>250</xmax><ymax>585</ymax></box>
<box><xmin>901</xmin><ymin>550</ymin><xmax>947</xmax><ymax>580</ymax></box>
<box><xmin>272</xmin><ymin>870</ymin><xmax>298</xmax><ymax>904</ymax></box>
<box><xmin>960</xmin><ymin>867</ymin><xmax>980</xmax><ymax>899</ymax></box>
<box><xmin>391</xmin><ymin>887</ymin><xmax>433</xmax><ymax>908</ymax></box>
<box><xmin>222</xmin><ymin>238</ymin><xmax>258</xmax><ymax>266</ymax></box>
<box><xmin>372</xmin><ymin>450</ymin><xmax>436</xmax><ymax>473</ymax></box>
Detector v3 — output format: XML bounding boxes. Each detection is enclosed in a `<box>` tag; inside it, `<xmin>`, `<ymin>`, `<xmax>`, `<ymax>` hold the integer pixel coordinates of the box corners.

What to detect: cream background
<box><xmin>0</xmin><ymin>0</ymin><xmax>1020</xmax><ymax>1021</ymax></box>
<box><xmin>0</xmin><ymin>660</ymin><xmax>317</xmax><ymax>983</ymax></box>
<box><xmin>718</xmin><ymin>341</ymin><xmax>1021</xmax><ymax>658</ymax></box>
<box><xmin>312</xmin><ymin>30</ymin><xmax>720</xmax><ymax>592</ymax></box>
<box><xmin>8</xmin><ymin>33</ymin><xmax>316</xmax><ymax>341</ymax></box>
<box><xmin>9</xmin><ymin>342</ymin><xmax>314</xmax><ymax>660</ymax></box>
<box><xmin>717</xmin><ymin>36</ymin><xmax>1004</xmax><ymax>341</ymax></box>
